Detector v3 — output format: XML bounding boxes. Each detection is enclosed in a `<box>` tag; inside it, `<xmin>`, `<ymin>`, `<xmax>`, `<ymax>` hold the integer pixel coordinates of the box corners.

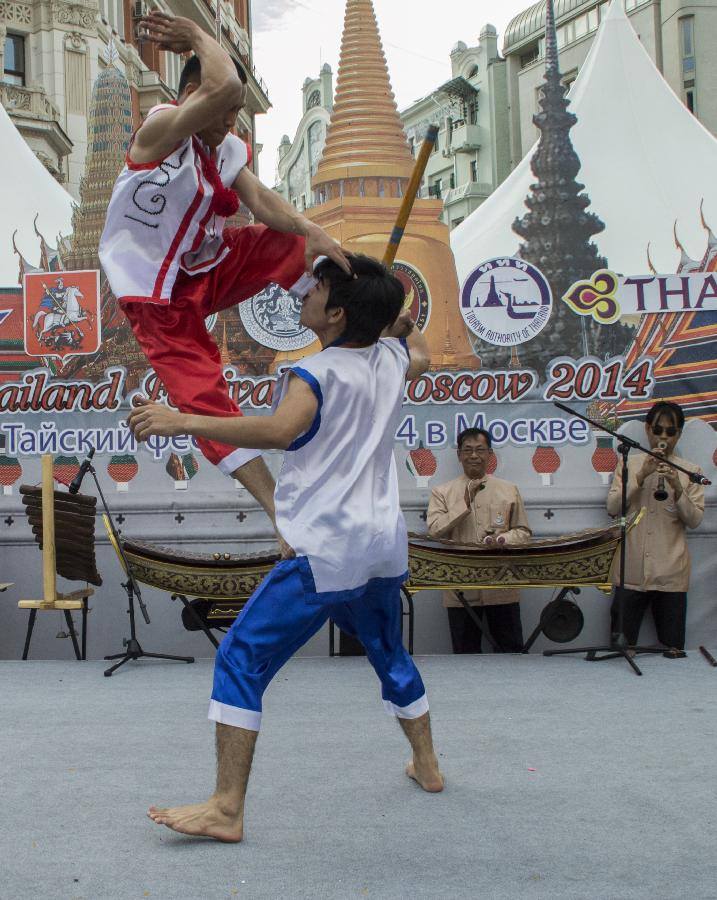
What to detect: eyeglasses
<box><xmin>459</xmin><ymin>447</ymin><xmax>490</xmax><ymax>454</ymax></box>
<box><xmin>652</xmin><ymin>425</ymin><xmax>678</xmax><ymax>437</ymax></box>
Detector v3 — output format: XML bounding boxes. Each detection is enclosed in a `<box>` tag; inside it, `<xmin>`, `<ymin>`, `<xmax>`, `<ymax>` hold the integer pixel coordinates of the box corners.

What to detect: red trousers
<box><xmin>121</xmin><ymin>225</ymin><xmax>306</xmax><ymax>472</ymax></box>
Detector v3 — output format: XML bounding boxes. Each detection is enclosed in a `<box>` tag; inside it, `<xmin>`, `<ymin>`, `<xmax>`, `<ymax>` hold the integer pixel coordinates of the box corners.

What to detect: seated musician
<box><xmin>607</xmin><ymin>401</ymin><xmax>704</xmax><ymax>653</ymax></box>
<box><xmin>427</xmin><ymin>428</ymin><xmax>531</xmax><ymax>654</ymax></box>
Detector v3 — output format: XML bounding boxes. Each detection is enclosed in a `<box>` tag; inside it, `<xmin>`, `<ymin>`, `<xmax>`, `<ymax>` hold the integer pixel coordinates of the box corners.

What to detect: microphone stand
<box><xmin>71</xmin><ymin>450</ymin><xmax>194</xmax><ymax>676</ymax></box>
<box><xmin>543</xmin><ymin>402</ymin><xmax>709</xmax><ymax>676</ymax></box>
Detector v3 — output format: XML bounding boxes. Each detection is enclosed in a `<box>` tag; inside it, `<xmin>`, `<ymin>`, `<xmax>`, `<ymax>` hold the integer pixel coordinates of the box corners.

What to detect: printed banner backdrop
<box><xmin>1</xmin><ymin>0</ymin><xmax>716</xmax><ymax>657</ymax></box>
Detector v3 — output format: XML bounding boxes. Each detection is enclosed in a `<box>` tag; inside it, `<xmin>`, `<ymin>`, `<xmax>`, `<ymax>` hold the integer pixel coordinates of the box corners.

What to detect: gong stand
<box><xmin>522</xmin><ymin>587</ymin><xmax>584</xmax><ymax>653</ymax></box>
<box><xmin>544</xmin><ymin>402</ymin><xmax>678</xmax><ymax>676</ymax></box>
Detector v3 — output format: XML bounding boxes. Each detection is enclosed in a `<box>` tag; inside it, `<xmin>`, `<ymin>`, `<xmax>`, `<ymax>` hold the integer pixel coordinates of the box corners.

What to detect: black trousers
<box><xmin>610</xmin><ymin>588</ymin><xmax>687</xmax><ymax>650</ymax></box>
<box><xmin>448</xmin><ymin>603</ymin><xmax>524</xmax><ymax>654</ymax></box>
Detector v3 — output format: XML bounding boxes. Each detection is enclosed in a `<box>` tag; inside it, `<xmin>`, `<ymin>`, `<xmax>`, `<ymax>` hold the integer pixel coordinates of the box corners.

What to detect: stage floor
<box><xmin>2</xmin><ymin>653</ymin><xmax>716</xmax><ymax>899</ymax></box>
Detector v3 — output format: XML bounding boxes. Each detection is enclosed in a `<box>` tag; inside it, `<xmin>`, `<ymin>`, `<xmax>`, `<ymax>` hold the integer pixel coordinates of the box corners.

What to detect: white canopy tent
<box><xmin>450</xmin><ymin>0</ymin><xmax>717</xmax><ymax>282</ymax></box>
<box><xmin>0</xmin><ymin>102</ymin><xmax>75</xmax><ymax>287</ymax></box>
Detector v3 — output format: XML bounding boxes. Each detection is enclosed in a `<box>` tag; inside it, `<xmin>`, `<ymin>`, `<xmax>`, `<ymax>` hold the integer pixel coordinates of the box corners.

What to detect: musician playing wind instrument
<box><xmin>427</xmin><ymin>428</ymin><xmax>531</xmax><ymax>654</ymax></box>
<box><xmin>607</xmin><ymin>401</ymin><xmax>704</xmax><ymax>653</ymax></box>
<box><xmin>128</xmin><ymin>254</ymin><xmax>444</xmax><ymax>843</ymax></box>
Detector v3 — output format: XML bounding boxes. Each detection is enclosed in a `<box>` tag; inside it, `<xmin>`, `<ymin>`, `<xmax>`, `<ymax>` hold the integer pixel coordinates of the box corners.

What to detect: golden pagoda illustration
<box><xmin>276</xmin><ymin>0</ymin><xmax>476</xmax><ymax>370</ymax></box>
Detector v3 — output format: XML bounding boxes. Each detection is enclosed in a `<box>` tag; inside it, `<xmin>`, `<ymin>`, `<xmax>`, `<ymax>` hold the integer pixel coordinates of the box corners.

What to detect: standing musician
<box><xmin>99</xmin><ymin>11</ymin><xmax>349</xmax><ymax>549</ymax></box>
<box><xmin>427</xmin><ymin>428</ymin><xmax>531</xmax><ymax>653</ymax></box>
<box><xmin>128</xmin><ymin>255</ymin><xmax>444</xmax><ymax>842</ymax></box>
<box><xmin>607</xmin><ymin>401</ymin><xmax>704</xmax><ymax>653</ymax></box>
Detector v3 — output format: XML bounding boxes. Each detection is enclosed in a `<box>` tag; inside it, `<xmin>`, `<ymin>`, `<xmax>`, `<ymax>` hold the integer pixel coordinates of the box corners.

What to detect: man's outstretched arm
<box><xmin>128</xmin><ymin>375</ymin><xmax>318</xmax><ymax>450</ymax></box>
<box><xmin>232</xmin><ymin>168</ymin><xmax>351</xmax><ymax>275</ymax></box>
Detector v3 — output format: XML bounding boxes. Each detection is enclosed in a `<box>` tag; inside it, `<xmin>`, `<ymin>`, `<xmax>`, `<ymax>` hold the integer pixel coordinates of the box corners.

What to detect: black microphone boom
<box><xmin>69</xmin><ymin>447</ymin><xmax>95</xmax><ymax>495</ymax></box>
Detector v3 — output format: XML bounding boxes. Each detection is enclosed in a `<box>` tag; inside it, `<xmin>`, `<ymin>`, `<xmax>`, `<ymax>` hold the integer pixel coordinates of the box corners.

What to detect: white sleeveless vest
<box><xmin>99</xmin><ymin>104</ymin><xmax>249</xmax><ymax>305</ymax></box>
<box><xmin>272</xmin><ymin>338</ymin><xmax>411</xmax><ymax>605</ymax></box>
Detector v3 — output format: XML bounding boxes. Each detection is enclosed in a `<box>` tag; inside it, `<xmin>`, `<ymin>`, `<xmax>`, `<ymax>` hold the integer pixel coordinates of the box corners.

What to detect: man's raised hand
<box><xmin>128</xmin><ymin>397</ymin><xmax>186</xmax><ymax>442</ymax></box>
<box><xmin>139</xmin><ymin>10</ymin><xmax>197</xmax><ymax>53</ymax></box>
<box><xmin>304</xmin><ymin>223</ymin><xmax>352</xmax><ymax>275</ymax></box>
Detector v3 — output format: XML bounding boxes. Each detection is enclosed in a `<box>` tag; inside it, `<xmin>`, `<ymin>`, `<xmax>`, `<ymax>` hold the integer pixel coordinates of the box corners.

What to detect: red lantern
<box><xmin>107</xmin><ymin>454</ymin><xmax>139</xmax><ymax>492</ymax></box>
<box><xmin>53</xmin><ymin>455</ymin><xmax>80</xmax><ymax>487</ymax></box>
<box><xmin>0</xmin><ymin>455</ymin><xmax>22</xmax><ymax>495</ymax></box>
<box><xmin>592</xmin><ymin>437</ymin><xmax>618</xmax><ymax>485</ymax></box>
<box><xmin>532</xmin><ymin>447</ymin><xmax>560</xmax><ymax>486</ymax></box>
<box><xmin>406</xmin><ymin>443</ymin><xmax>437</xmax><ymax>487</ymax></box>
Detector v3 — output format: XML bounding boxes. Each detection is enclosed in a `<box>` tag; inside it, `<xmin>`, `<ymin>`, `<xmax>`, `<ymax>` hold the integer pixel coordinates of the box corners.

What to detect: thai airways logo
<box><xmin>460</xmin><ymin>257</ymin><xmax>552</xmax><ymax>347</ymax></box>
<box><xmin>23</xmin><ymin>270</ymin><xmax>101</xmax><ymax>359</ymax></box>
<box><xmin>239</xmin><ymin>282</ymin><xmax>316</xmax><ymax>352</ymax></box>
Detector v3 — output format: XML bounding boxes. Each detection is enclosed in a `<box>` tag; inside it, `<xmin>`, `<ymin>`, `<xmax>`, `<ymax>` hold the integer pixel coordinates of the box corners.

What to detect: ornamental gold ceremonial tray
<box><xmin>406</xmin><ymin>512</ymin><xmax>643</xmax><ymax>593</ymax></box>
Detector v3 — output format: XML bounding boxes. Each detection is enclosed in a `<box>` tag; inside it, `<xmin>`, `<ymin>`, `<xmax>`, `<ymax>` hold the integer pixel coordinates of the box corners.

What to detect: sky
<box><xmin>250</xmin><ymin>0</ymin><xmax>531</xmax><ymax>183</ymax></box>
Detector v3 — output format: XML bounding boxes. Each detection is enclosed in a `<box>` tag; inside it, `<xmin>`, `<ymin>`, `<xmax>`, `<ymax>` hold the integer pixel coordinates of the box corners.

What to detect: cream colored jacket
<box><xmin>427</xmin><ymin>474</ymin><xmax>532</xmax><ymax>607</ymax></box>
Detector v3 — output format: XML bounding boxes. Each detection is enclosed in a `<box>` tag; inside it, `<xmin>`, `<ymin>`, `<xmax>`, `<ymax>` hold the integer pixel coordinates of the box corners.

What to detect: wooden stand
<box><xmin>17</xmin><ymin>455</ymin><xmax>94</xmax><ymax>660</ymax></box>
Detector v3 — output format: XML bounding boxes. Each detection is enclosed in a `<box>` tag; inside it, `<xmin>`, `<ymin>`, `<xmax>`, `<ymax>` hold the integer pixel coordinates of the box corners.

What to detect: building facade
<box><xmin>504</xmin><ymin>0</ymin><xmax>717</xmax><ymax>165</ymax></box>
<box><xmin>0</xmin><ymin>0</ymin><xmax>270</xmax><ymax>198</ymax></box>
<box><xmin>401</xmin><ymin>25</ymin><xmax>511</xmax><ymax>231</ymax></box>
<box><xmin>275</xmin><ymin>25</ymin><xmax>511</xmax><ymax>231</ymax></box>
<box><xmin>274</xmin><ymin>63</ymin><xmax>333</xmax><ymax>212</ymax></box>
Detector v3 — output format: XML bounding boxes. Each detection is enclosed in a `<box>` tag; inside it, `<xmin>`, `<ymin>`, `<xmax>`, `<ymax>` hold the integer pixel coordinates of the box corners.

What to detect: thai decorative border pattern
<box><xmin>406</xmin><ymin>539</ymin><xmax>618</xmax><ymax>591</ymax></box>
<box><xmin>122</xmin><ymin>550</ymin><xmax>273</xmax><ymax>601</ymax></box>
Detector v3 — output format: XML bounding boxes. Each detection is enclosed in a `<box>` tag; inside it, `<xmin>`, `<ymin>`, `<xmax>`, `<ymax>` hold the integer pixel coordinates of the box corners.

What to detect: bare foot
<box><xmin>406</xmin><ymin>758</ymin><xmax>444</xmax><ymax>793</ymax></box>
<box><xmin>147</xmin><ymin>799</ymin><xmax>243</xmax><ymax>842</ymax></box>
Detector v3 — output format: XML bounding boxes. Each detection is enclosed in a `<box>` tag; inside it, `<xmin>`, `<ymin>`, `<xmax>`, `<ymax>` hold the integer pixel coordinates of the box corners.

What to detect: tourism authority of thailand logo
<box><xmin>460</xmin><ymin>257</ymin><xmax>552</xmax><ymax>347</ymax></box>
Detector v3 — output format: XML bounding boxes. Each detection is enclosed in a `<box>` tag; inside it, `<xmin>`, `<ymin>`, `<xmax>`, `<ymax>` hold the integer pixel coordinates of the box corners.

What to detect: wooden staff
<box><xmin>382</xmin><ymin>124</ymin><xmax>439</xmax><ymax>268</ymax></box>
<box><xmin>41</xmin><ymin>454</ymin><xmax>56</xmax><ymax>606</ymax></box>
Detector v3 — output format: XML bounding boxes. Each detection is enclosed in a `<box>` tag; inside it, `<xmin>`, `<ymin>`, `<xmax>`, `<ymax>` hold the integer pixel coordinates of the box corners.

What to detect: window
<box><xmin>431</xmin><ymin>179</ymin><xmax>443</xmax><ymax>199</ymax></box>
<box><xmin>470</xmin><ymin>160</ymin><xmax>478</xmax><ymax>182</ymax></box>
<box><xmin>686</xmin><ymin>89</ymin><xmax>695</xmax><ymax>114</ymax></box>
<box><xmin>587</xmin><ymin>8</ymin><xmax>599</xmax><ymax>31</ymax></box>
<box><xmin>574</xmin><ymin>14</ymin><xmax>588</xmax><ymax>40</ymax></box>
<box><xmin>451</xmin><ymin>217</ymin><xmax>464</xmax><ymax>229</ymax></box>
<box><xmin>307</xmin><ymin>89</ymin><xmax>321</xmax><ymax>110</ymax></box>
<box><xmin>449</xmin><ymin>173</ymin><xmax>456</xmax><ymax>190</ymax></box>
<box><xmin>468</xmin><ymin>100</ymin><xmax>478</xmax><ymax>125</ymax></box>
<box><xmin>409</xmin><ymin>137</ymin><xmax>415</xmax><ymax>157</ymax></box>
<box><xmin>562</xmin><ymin>69</ymin><xmax>578</xmax><ymax>93</ymax></box>
<box><xmin>681</xmin><ymin>17</ymin><xmax>695</xmax><ymax>75</ymax></box>
<box><xmin>3</xmin><ymin>34</ymin><xmax>25</xmax><ymax>86</ymax></box>
<box><xmin>520</xmin><ymin>45</ymin><xmax>539</xmax><ymax>68</ymax></box>
<box><xmin>467</xmin><ymin>65</ymin><xmax>478</xmax><ymax>79</ymax></box>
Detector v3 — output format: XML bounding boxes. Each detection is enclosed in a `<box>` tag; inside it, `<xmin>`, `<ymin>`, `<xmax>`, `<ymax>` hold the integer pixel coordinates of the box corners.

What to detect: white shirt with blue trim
<box><xmin>273</xmin><ymin>337</ymin><xmax>410</xmax><ymax>604</ymax></box>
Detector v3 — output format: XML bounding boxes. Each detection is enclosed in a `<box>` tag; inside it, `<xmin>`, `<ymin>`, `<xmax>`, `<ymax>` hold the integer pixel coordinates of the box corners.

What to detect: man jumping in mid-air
<box><xmin>99</xmin><ymin>10</ymin><xmax>350</xmax><ymax>549</ymax></box>
<box><xmin>129</xmin><ymin>254</ymin><xmax>444</xmax><ymax>842</ymax></box>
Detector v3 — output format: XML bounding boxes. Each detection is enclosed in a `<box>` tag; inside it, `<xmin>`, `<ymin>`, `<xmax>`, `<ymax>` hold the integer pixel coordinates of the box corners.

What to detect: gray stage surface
<box><xmin>2</xmin><ymin>654</ymin><xmax>716</xmax><ymax>900</ymax></box>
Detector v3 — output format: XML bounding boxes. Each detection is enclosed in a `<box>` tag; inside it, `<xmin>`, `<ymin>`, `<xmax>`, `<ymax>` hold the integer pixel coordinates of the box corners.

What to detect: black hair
<box><xmin>177</xmin><ymin>54</ymin><xmax>247</xmax><ymax>99</ymax></box>
<box><xmin>645</xmin><ymin>401</ymin><xmax>684</xmax><ymax>430</ymax></box>
<box><xmin>314</xmin><ymin>254</ymin><xmax>404</xmax><ymax>345</ymax></box>
<box><xmin>457</xmin><ymin>427</ymin><xmax>492</xmax><ymax>450</ymax></box>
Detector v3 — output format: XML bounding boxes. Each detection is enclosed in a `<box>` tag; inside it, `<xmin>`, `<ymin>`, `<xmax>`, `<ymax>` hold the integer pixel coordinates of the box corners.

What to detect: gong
<box><xmin>539</xmin><ymin>597</ymin><xmax>584</xmax><ymax>643</ymax></box>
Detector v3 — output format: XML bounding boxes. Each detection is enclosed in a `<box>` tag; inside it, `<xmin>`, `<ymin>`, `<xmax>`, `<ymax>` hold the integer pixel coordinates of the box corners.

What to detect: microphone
<box><xmin>69</xmin><ymin>447</ymin><xmax>95</xmax><ymax>495</ymax></box>
<box><xmin>653</xmin><ymin>441</ymin><xmax>668</xmax><ymax>502</ymax></box>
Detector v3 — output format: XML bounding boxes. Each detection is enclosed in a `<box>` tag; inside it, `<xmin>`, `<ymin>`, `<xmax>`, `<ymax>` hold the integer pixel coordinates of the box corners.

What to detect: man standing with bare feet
<box><xmin>129</xmin><ymin>255</ymin><xmax>443</xmax><ymax>842</ymax></box>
